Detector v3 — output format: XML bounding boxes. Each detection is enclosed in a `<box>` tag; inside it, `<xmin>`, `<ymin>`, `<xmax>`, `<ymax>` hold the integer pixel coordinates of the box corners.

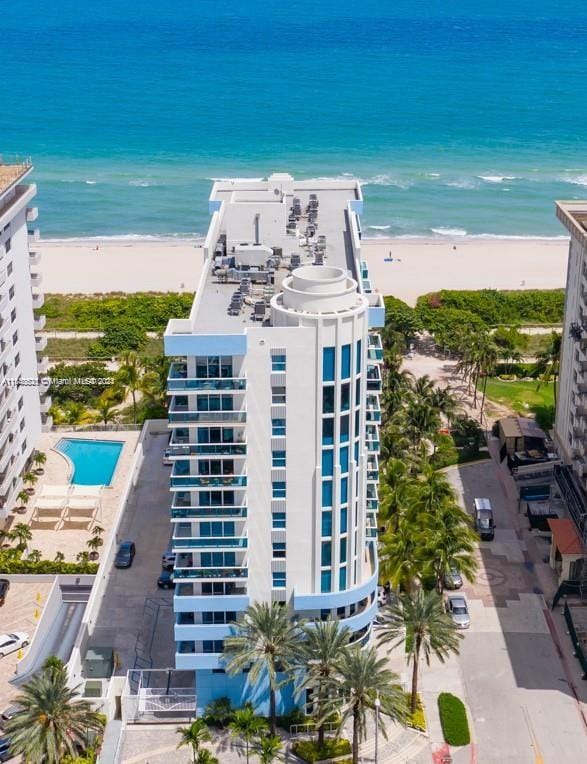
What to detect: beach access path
<box><xmin>38</xmin><ymin>236</ymin><xmax>569</xmax><ymax>302</ymax></box>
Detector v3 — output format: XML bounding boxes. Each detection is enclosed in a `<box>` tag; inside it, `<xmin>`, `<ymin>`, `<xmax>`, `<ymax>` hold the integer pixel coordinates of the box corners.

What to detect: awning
<box><xmin>547</xmin><ymin>518</ymin><xmax>584</xmax><ymax>555</ymax></box>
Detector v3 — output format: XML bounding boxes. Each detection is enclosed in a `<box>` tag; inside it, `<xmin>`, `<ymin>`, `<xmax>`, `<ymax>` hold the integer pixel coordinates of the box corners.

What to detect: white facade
<box><xmin>0</xmin><ymin>160</ymin><xmax>47</xmax><ymax>519</ymax></box>
<box><xmin>164</xmin><ymin>174</ymin><xmax>385</xmax><ymax>710</ymax></box>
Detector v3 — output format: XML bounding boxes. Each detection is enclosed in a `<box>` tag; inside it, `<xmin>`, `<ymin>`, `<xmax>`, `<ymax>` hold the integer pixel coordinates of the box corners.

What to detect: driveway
<box><xmin>445</xmin><ymin>451</ymin><xmax>587</xmax><ymax>763</ymax></box>
<box><xmin>87</xmin><ymin>430</ymin><xmax>175</xmax><ymax>672</ymax></box>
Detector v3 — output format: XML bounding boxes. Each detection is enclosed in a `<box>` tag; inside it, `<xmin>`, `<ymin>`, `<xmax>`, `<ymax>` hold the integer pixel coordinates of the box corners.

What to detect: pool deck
<box><xmin>3</xmin><ymin>430</ymin><xmax>140</xmax><ymax>563</ymax></box>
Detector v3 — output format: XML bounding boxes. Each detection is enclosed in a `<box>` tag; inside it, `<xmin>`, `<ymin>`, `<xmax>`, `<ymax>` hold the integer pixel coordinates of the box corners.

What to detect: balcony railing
<box><xmin>169</xmin><ymin>443</ymin><xmax>247</xmax><ymax>456</ymax></box>
<box><xmin>33</xmin><ymin>314</ymin><xmax>46</xmax><ymax>331</ymax></box>
<box><xmin>171</xmin><ymin>506</ymin><xmax>248</xmax><ymax>519</ymax></box>
<box><xmin>168</xmin><ymin>378</ymin><xmax>246</xmax><ymax>391</ymax></box>
<box><xmin>172</xmin><ymin>538</ymin><xmax>248</xmax><ymax>549</ymax></box>
<box><xmin>174</xmin><ymin>567</ymin><xmax>249</xmax><ymax>580</ymax></box>
<box><xmin>169</xmin><ymin>411</ymin><xmax>247</xmax><ymax>423</ymax></box>
<box><xmin>170</xmin><ymin>475</ymin><xmax>247</xmax><ymax>488</ymax></box>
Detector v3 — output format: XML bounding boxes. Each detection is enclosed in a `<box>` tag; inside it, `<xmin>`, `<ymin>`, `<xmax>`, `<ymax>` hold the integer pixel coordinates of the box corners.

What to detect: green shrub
<box><xmin>494</xmin><ymin>362</ymin><xmax>540</xmax><ymax>379</ymax></box>
<box><xmin>203</xmin><ymin>696</ymin><xmax>234</xmax><ymax>728</ymax></box>
<box><xmin>0</xmin><ymin>552</ymin><xmax>98</xmax><ymax>575</ymax></box>
<box><xmin>50</xmin><ymin>362</ymin><xmax>114</xmax><ymax>406</ymax></box>
<box><xmin>416</xmin><ymin>289</ymin><xmax>564</xmax><ymax>327</ymax></box>
<box><xmin>90</xmin><ymin>318</ymin><xmax>146</xmax><ymax>356</ymax></box>
<box><xmin>42</xmin><ymin>293</ymin><xmax>194</xmax><ymax>332</ymax></box>
<box><xmin>405</xmin><ymin>692</ymin><xmax>426</xmax><ymax>732</ymax></box>
<box><xmin>292</xmin><ymin>738</ymin><xmax>351</xmax><ymax>763</ymax></box>
<box><xmin>438</xmin><ymin>692</ymin><xmax>470</xmax><ymax>746</ymax></box>
<box><xmin>276</xmin><ymin>706</ymin><xmax>310</xmax><ymax>731</ymax></box>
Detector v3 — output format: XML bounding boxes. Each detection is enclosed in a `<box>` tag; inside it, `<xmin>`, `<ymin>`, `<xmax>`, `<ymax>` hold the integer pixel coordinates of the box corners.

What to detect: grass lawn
<box><xmin>46</xmin><ymin>336</ymin><xmax>164</xmax><ymax>360</ymax></box>
<box><xmin>480</xmin><ymin>377</ymin><xmax>554</xmax><ymax>414</ymax></box>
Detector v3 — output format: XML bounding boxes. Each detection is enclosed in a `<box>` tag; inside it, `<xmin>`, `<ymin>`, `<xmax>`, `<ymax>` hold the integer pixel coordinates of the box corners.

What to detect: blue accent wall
<box><xmin>165</xmin><ymin>333</ymin><xmax>247</xmax><ymax>357</ymax></box>
<box><xmin>196</xmin><ymin>670</ymin><xmax>299</xmax><ymax>715</ymax></box>
<box><xmin>293</xmin><ymin>566</ymin><xmax>378</xmax><ymax>610</ymax></box>
<box><xmin>368</xmin><ymin>306</ymin><xmax>385</xmax><ymax>328</ymax></box>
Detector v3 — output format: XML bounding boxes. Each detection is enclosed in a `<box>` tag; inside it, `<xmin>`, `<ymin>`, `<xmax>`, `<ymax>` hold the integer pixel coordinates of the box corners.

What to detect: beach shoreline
<box><xmin>38</xmin><ymin>236</ymin><xmax>569</xmax><ymax>304</ymax></box>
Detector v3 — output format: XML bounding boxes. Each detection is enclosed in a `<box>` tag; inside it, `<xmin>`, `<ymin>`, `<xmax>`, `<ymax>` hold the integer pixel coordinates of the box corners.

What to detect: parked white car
<box><xmin>445</xmin><ymin>595</ymin><xmax>470</xmax><ymax>629</ymax></box>
<box><xmin>0</xmin><ymin>633</ymin><xmax>29</xmax><ymax>658</ymax></box>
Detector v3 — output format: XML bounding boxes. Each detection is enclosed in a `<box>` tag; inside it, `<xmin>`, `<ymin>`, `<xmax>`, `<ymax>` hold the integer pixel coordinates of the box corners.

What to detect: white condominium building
<box><xmin>164</xmin><ymin>174</ymin><xmax>385</xmax><ymax>712</ymax></box>
<box><xmin>554</xmin><ymin>202</ymin><xmax>587</xmax><ymax>546</ymax></box>
<box><xmin>0</xmin><ymin>159</ymin><xmax>48</xmax><ymax>519</ymax></box>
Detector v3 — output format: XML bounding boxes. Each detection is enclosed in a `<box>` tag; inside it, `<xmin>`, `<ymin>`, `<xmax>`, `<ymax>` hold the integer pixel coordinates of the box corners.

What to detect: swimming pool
<box><xmin>55</xmin><ymin>438</ymin><xmax>124</xmax><ymax>486</ymax></box>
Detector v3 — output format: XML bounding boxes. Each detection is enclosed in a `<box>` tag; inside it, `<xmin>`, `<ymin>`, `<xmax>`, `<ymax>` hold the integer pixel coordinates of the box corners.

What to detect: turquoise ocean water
<box><xmin>2</xmin><ymin>0</ymin><xmax>587</xmax><ymax>238</ymax></box>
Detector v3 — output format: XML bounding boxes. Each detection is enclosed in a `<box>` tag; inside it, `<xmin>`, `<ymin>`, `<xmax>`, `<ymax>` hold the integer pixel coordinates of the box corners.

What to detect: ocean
<box><xmin>2</xmin><ymin>0</ymin><xmax>587</xmax><ymax>239</ymax></box>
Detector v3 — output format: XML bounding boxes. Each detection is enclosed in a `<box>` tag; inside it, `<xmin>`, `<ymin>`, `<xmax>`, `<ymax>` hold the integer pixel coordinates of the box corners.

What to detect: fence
<box><xmin>563</xmin><ymin>601</ymin><xmax>587</xmax><ymax>679</ymax></box>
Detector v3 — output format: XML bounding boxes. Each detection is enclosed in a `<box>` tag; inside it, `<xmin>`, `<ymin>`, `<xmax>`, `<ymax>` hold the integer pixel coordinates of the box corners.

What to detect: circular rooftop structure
<box><xmin>271</xmin><ymin>264</ymin><xmax>366</xmax><ymax>319</ymax></box>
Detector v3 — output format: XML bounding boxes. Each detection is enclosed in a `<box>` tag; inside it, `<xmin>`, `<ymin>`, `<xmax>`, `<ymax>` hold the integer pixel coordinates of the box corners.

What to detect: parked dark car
<box><xmin>0</xmin><ymin>580</ymin><xmax>9</xmax><ymax>607</ymax></box>
<box><xmin>157</xmin><ymin>568</ymin><xmax>174</xmax><ymax>590</ymax></box>
<box><xmin>162</xmin><ymin>551</ymin><xmax>176</xmax><ymax>570</ymax></box>
<box><xmin>443</xmin><ymin>567</ymin><xmax>463</xmax><ymax>590</ymax></box>
<box><xmin>114</xmin><ymin>541</ymin><xmax>136</xmax><ymax>569</ymax></box>
<box><xmin>0</xmin><ymin>735</ymin><xmax>12</xmax><ymax>762</ymax></box>
<box><xmin>0</xmin><ymin>705</ymin><xmax>22</xmax><ymax>729</ymax></box>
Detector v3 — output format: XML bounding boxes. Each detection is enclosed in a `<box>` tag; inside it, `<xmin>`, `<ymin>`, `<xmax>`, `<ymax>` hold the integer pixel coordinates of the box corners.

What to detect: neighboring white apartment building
<box><xmin>0</xmin><ymin>159</ymin><xmax>49</xmax><ymax>520</ymax></box>
<box><xmin>164</xmin><ymin>174</ymin><xmax>385</xmax><ymax>712</ymax></box>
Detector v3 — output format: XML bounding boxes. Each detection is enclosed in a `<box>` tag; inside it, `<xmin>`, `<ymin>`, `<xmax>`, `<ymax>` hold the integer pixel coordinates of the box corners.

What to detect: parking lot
<box><xmin>446</xmin><ymin>449</ymin><xmax>587</xmax><ymax>763</ymax></box>
<box><xmin>86</xmin><ymin>430</ymin><xmax>175</xmax><ymax>673</ymax></box>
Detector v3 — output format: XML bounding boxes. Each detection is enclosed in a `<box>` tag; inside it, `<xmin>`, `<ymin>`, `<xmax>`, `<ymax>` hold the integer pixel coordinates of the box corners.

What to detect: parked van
<box><xmin>473</xmin><ymin>497</ymin><xmax>495</xmax><ymax>540</ymax></box>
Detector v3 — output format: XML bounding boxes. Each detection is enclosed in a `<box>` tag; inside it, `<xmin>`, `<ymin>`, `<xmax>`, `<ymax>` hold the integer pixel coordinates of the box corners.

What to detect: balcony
<box><xmin>26</xmin><ymin>206</ymin><xmax>38</xmax><ymax>223</ymax></box>
<box><xmin>170</xmin><ymin>473</ymin><xmax>247</xmax><ymax>488</ymax></box>
<box><xmin>32</xmin><ymin>292</ymin><xmax>44</xmax><ymax>309</ymax></box>
<box><xmin>169</xmin><ymin>410</ymin><xmax>247</xmax><ymax>424</ymax></box>
<box><xmin>168</xmin><ymin>377</ymin><xmax>246</xmax><ymax>392</ymax></box>
<box><xmin>28</xmin><ymin>250</ymin><xmax>41</xmax><ymax>267</ymax></box>
<box><xmin>171</xmin><ymin>506</ymin><xmax>248</xmax><ymax>520</ymax></box>
<box><xmin>28</xmin><ymin>228</ymin><xmax>40</xmax><ymax>243</ymax></box>
<box><xmin>366</xmin><ymin>365</ymin><xmax>382</xmax><ymax>392</ymax></box>
<box><xmin>0</xmin><ymin>268</ymin><xmax>7</xmax><ymax>288</ymax></box>
<box><xmin>35</xmin><ymin>335</ymin><xmax>47</xmax><ymax>352</ymax></box>
<box><xmin>174</xmin><ymin>567</ymin><xmax>248</xmax><ymax>580</ymax></box>
<box><xmin>41</xmin><ymin>413</ymin><xmax>53</xmax><ymax>431</ymax></box>
<box><xmin>576</xmin><ymin>405</ymin><xmax>587</xmax><ymax>419</ymax></box>
<box><xmin>172</xmin><ymin>537</ymin><xmax>248</xmax><ymax>549</ymax></box>
<box><xmin>168</xmin><ymin>442</ymin><xmax>247</xmax><ymax>457</ymax></box>
<box><xmin>366</xmin><ymin>497</ymin><xmax>379</xmax><ymax>511</ymax></box>
<box><xmin>37</xmin><ymin>355</ymin><xmax>49</xmax><ymax>374</ymax></box>
<box><xmin>368</xmin><ymin>333</ymin><xmax>384</xmax><ymax>362</ymax></box>
<box><xmin>40</xmin><ymin>394</ymin><xmax>52</xmax><ymax>414</ymax></box>
<box><xmin>366</xmin><ymin>456</ymin><xmax>379</xmax><ymax>482</ymax></box>
<box><xmin>33</xmin><ymin>314</ymin><xmax>46</xmax><ymax>331</ymax></box>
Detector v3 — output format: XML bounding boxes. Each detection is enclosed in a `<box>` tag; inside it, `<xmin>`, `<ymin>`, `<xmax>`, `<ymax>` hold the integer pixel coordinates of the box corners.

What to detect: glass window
<box><xmin>322</xmin><ymin>450</ymin><xmax>333</xmax><ymax>477</ymax></box>
<box><xmin>322</xmin><ymin>418</ymin><xmax>334</xmax><ymax>445</ymax></box>
<box><xmin>272</xmin><ymin>481</ymin><xmax>286</xmax><ymax>498</ymax></box>
<box><xmin>356</xmin><ymin>340</ymin><xmax>362</xmax><ymax>373</ymax></box>
<box><xmin>321</xmin><ymin>570</ymin><xmax>332</xmax><ymax>593</ymax></box>
<box><xmin>322</xmin><ymin>387</ymin><xmax>335</xmax><ymax>414</ymax></box>
<box><xmin>355</xmin><ymin>409</ymin><xmax>360</xmax><ymax>434</ymax></box>
<box><xmin>321</xmin><ymin>511</ymin><xmax>332</xmax><ymax>537</ymax></box>
<box><xmin>341</xmin><ymin>382</ymin><xmax>350</xmax><ymax>411</ymax></box>
<box><xmin>272</xmin><ymin>542</ymin><xmax>286</xmax><ymax>558</ymax></box>
<box><xmin>341</xmin><ymin>344</ymin><xmax>351</xmax><ymax>378</ymax></box>
<box><xmin>272</xmin><ymin>354</ymin><xmax>286</xmax><ymax>372</ymax></box>
<box><xmin>323</xmin><ymin>347</ymin><xmax>335</xmax><ymax>382</ymax></box>
<box><xmin>354</xmin><ymin>441</ymin><xmax>359</xmax><ymax>463</ymax></box>
<box><xmin>272</xmin><ymin>512</ymin><xmax>286</xmax><ymax>529</ymax></box>
<box><xmin>340</xmin><ymin>507</ymin><xmax>348</xmax><ymax>533</ymax></box>
<box><xmin>340</xmin><ymin>538</ymin><xmax>347</xmax><ymax>563</ymax></box>
<box><xmin>321</xmin><ymin>541</ymin><xmax>332</xmax><ymax>566</ymax></box>
<box><xmin>272</xmin><ymin>450</ymin><xmax>286</xmax><ymax>467</ymax></box>
<box><xmin>340</xmin><ymin>415</ymin><xmax>349</xmax><ymax>443</ymax></box>
<box><xmin>355</xmin><ymin>378</ymin><xmax>361</xmax><ymax>404</ymax></box>
<box><xmin>339</xmin><ymin>567</ymin><xmax>347</xmax><ymax>590</ymax></box>
<box><xmin>340</xmin><ymin>477</ymin><xmax>348</xmax><ymax>505</ymax></box>
<box><xmin>272</xmin><ymin>418</ymin><xmax>286</xmax><ymax>436</ymax></box>
<box><xmin>272</xmin><ymin>386</ymin><xmax>286</xmax><ymax>404</ymax></box>
<box><xmin>322</xmin><ymin>480</ymin><xmax>333</xmax><ymax>507</ymax></box>
<box><xmin>340</xmin><ymin>446</ymin><xmax>349</xmax><ymax>474</ymax></box>
<box><xmin>273</xmin><ymin>571</ymin><xmax>286</xmax><ymax>588</ymax></box>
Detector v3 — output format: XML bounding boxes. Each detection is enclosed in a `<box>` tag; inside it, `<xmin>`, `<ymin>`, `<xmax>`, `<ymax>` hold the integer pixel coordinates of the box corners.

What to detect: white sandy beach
<box><xmin>38</xmin><ymin>237</ymin><xmax>569</xmax><ymax>303</ymax></box>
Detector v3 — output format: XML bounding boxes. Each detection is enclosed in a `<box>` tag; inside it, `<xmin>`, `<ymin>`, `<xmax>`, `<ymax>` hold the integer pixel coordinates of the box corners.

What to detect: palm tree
<box><xmin>295</xmin><ymin>619</ymin><xmax>351</xmax><ymax>746</ymax></box>
<box><xmin>414</xmin><ymin>462</ymin><xmax>455</xmax><ymax>514</ymax></box>
<box><xmin>475</xmin><ymin>336</ymin><xmax>499</xmax><ymax>423</ymax></box>
<box><xmin>23</xmin><ymin>471</ymin><xmax>38</xmax><ymax>493</ymax></box>
<box><xmin>229</xmin><ymin>706</ymin><xmax>268</xmax><ymax>764</ymax></box>
<box><xmin>116</xmin><ymin>351</ymin><xmax>144</xmax><ymax>424</ymax></box>
<box><xmin>5</xmin><ymin>664</ymin><xmax>104</xmax><ymax>763</ymax></box>
<box><xmin>256</xmin><ymin>735</ymin><xmax>282</xmax><ymax>763</ymax></box>
<box><xmin>194</xmin><ymin>751</ymin><xmax>219</xmax><ymax>764</ymax></box>
<box><xmin>423</xmin><ymin>503</ymin><xmax>479</xmax><ymax>593</ymax></box>
<box><xmin>378</xmin><ymin>515</ymin><xmax>424</xmax><ymax>591</ymax></box>
<box><xmin>42</xmin><ymin>655</ymin><xmax>66</xmax><ymax>679</ymax></box>
<box><xmin>53</xmin><ymin>551</ymin><xmax>65</xmax><ymax>564</ymax></box>
<box><xmin>91</xmin><ymin>525</ymin><xmax>105</xmax><ymax>538</ymax></box>
<box><xmin>11</xmin><ymin>522</ymin><xmax>32</xmax><ymax>549</ymax></box>
<box><xmin>16</xmin><ymin>490</ymin><xmax>30</xmax><ymax>510</ymax></box>
<box><xmin>223</xmin><ymin>602</ymin><xmax>302</xmax><ymax>735</ymax></box>
<box><xmin>32</xmin><ymin>451</ymin><xmax>47</xmax><ymax>474</ymax></box>
<box><xmin>413</xmin><ymin>374</ymin><xmax>435</xmax><ymax>402</ymax></box>
<box><xmin>330</xmin><ymin>645</ymin><xmax>407</xmax><ymax>764</ymax></box>
<box><xmin>76</xmin><ymin>551</ymin><xmax>90</xmax><ymax>565</ymax></box>
<box><xmin>176</xmin><ymin>719</ymin><xmax>212</xmax><ymax>764</ymax></box>
<box><xmin>62</xmin><ymin>402</ymin><xmax>93</xmax><ymax>426</ymax></box>
<box><xmin>377</xmin><ymin>589</ymin><xmax>462</xmax><ymax>713</ymax></box>
<box><xmin>94</xmin><ymin>394</ymin><xmax>119</xmax><ymax>426</ymax></box>
<box><xmin>430</xmin><ymin>386</ymin><xmax>461</xmax><ymax>428</ymax></box>
<box><xmin>403</xmin><ymin>399</ymin><xmax>440</xmax><ymax>446</ymax></box>
<box><xmin>86</xmin><ymin>535</ymin><xmax>103</xmax><ymax>560</ymax></box>
<box><xmin>27</xmin><ymin>549</ymin><xmax>42</xmax><ymax>563</ymax></box>
<box><xmin>535</xmin><ymin>331</ymin><xmax>562</xmax><ymax>406</ymax></box>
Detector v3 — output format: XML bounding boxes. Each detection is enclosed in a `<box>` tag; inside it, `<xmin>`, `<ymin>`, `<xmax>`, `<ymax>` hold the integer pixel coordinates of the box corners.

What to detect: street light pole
<box><xmin>374</xmin><ymin>694</ymin><xmax>381</xmax><ymax>764</ymax></box>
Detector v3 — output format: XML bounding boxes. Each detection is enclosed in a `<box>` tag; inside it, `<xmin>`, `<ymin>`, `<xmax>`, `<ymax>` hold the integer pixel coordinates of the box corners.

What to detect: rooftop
<box><xmin>547</xmin><ymin>518</ymin><xmax>584</xmax><ymax>556</ymax></box>
<box><xmin>167</xmin><ymin>176</ymin><xmax>367</xmax><ymax>336</ymax></box>
<box><xmin>556</xmin><ymin>200</ymin><xmax>587</xmax><ymax>246</ymax></box>
<box><xmin>0</xmin><ymin>158</ymin><xmax>33</xmax><ymax>195</ymax></box>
